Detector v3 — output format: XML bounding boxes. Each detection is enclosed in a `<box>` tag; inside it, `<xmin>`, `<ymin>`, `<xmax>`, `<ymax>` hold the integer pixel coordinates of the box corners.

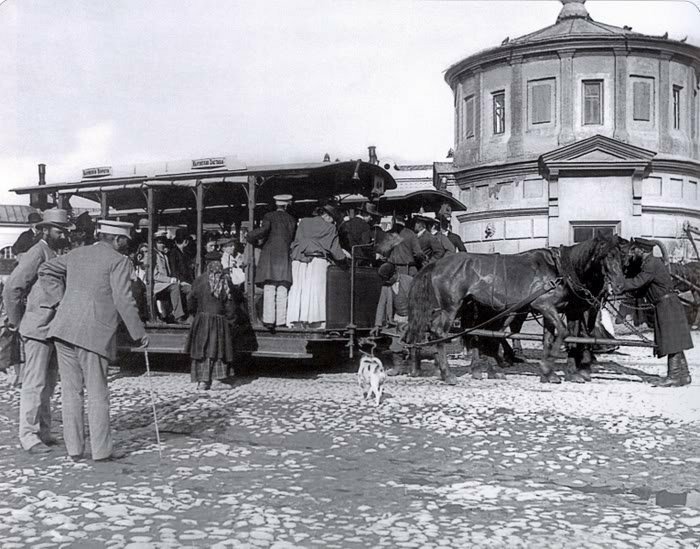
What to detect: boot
<box><xmin>386</xmin><ymin>353</ymin><xmax>409</xmax><ymax>376</ymax></box>
<box><xmin>653</xmin><ymin>353</ymin><xmax>691</xmax><ymax>388</ymax></box>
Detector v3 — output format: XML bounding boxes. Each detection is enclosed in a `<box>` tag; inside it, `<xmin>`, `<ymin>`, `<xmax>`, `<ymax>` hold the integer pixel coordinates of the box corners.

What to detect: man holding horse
<box><xmin>622</xmin><ymin>238</ymin><xmax>692</xmax><ymax>387</ymax></box>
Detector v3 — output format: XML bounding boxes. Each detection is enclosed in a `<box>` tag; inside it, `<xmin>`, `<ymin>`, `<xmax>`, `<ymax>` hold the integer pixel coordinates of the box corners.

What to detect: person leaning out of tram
<box><xmin>620</xmin><ymin>237</ymin><xmax>693</xmax><ymax>387</ymax></box>
<box><xmin>185</xmin><ymin>250</ymin><xmax>242</xmax><ymax>390</ymax></box>
<box><xmin>372</xmin><ymin>262</ymin><xmax>414</xmax><ymax>376</ymax></box>
<box><xmin>385</xmin><ymin>214</ymin><xmax>424</xmax><ymax>276</ymax></box>
<box><xmin>414</xmin><ymin>216</ymin><xmax>445</xmax><ymax>263</ymax></box>
<box><xmin>286</xmin><ymin>204</ymin><xmax>348</xmax><ymax>328</ymax></box>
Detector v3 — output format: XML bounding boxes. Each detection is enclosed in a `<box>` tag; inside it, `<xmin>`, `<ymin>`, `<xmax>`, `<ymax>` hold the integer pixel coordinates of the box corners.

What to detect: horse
<box><xmin>669</xmin><ymin>262</ymin><xmax>700</xmax><ymax>327</ymax></box>
<box><xmin>404</xmin><ymin>234</ymin><xmax>627</xmax><ymax>385</ymax></box>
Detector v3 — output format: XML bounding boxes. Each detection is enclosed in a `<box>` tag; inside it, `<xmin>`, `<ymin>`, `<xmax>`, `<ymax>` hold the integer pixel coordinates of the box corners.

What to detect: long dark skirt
<box><xmin>191</xmin><ymin>358</ymin><xmax>231</xmax><ymax>383</ymax></box>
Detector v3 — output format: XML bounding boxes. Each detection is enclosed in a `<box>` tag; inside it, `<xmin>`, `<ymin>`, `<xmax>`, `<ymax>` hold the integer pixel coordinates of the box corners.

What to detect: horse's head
<box><xmin>597</xmin><ymin>234</ymin><xmax>626</xmax><ymax>295</ymax></box>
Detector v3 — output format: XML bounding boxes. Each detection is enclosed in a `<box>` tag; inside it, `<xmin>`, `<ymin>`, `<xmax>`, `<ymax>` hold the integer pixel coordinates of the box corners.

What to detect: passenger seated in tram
<box><xmin>153</xmin><ymin>235</ymin><xmax>190</xmax><ymax>324</ymax></box>
<box><xmin>431</xmin><ymin>217</ymin><xmax>456</xmax><ymax>255</ymax></box>
<box><xmin>286</xmin><ymin>204</ymin><xmax>347</xmax><ymax>329</ymax></box>
<box><xmin>439</xmin><ymin>215</ymin><xmax>466</xmax><ymax>253</ymax></box>
<box><xmin>385</xmin><ymin>214</ymin><xmax>424</xmax><ymax>276</ymax></box>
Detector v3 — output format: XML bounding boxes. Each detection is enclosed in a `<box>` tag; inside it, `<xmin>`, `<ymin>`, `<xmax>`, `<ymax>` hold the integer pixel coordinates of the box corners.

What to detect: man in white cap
<box><xmin>246</xmin><ymin>194</ymin><xmax>296</xmax><ymax>329</ymax></box>
<box><xmin>39</xmin><ymin>219</ymin><xmax>148</xmax><ymax>461</ymax></box>
<box><xmin>3</xmin><ymin>208</ymin><xmax>73</xmax><ymax>454</ymax></box>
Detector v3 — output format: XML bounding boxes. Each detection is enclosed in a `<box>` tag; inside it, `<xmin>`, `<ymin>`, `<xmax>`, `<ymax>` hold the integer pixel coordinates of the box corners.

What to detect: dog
<box><xmin>357</xmin><ymin>355</ymin><xmax>386</xmax><ymax>406</ymax></box>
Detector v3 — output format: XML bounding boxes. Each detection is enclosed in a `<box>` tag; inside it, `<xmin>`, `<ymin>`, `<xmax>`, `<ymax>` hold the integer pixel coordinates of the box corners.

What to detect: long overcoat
<box><xmin>247</xmin><ymin>210</ymin><xmax>296</xmax><ymax>287</ymax></box>
<box><xmin>623</xmin><ymin>255</ymin><xmax>693</xmax><ymax>357</ymax></box>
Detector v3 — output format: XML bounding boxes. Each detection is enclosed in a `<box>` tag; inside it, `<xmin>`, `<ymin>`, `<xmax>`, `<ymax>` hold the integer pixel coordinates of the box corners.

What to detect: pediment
<box><xmin>539</xmin><ymin>134</ymin><xmax>656</xmax><ymax>177</ymax></box>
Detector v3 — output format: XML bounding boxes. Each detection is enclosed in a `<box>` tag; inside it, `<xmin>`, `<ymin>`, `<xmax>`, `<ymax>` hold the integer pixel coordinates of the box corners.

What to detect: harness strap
<box><xmin>407</xmin><ymin>278</ymin><xmax>562</xmax><ymax>348</ymax></box>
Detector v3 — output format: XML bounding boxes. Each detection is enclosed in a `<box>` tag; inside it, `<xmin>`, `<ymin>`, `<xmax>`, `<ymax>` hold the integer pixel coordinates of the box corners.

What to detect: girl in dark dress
<box><xmin>185</xmin><ymin>254</ymin><xmax>238</xmax><ymax>390</ymax></box>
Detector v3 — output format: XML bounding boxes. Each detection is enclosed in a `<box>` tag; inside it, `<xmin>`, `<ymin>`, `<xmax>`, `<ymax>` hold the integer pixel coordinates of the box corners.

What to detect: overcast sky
<box><xmin>0</xmin><ymin>0</ymin><xmax>698</xmax><ymax>205</ymax></box>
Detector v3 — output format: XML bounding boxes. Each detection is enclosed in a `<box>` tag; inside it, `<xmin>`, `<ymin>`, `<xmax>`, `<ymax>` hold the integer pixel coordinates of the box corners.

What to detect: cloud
<box><xmin>0</xmin><ymin>122</ymin><xmax>115</xmax><ymax>205</ymax></box>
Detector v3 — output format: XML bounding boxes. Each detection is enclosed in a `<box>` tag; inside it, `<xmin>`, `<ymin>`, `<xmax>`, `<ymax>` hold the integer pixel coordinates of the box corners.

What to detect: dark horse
<box><xmin>404</xmin><ymin>234</ymin><xmax>627</xmax><ymax>384</ymax></box>
<box><xmin>669</xmin><ymin>262</ymin><xmax>700</xmax><ymax>327</ymax></box>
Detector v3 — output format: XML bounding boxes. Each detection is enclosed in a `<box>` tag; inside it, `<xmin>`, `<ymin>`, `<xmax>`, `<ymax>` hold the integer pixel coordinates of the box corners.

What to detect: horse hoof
<box><xmin>471</xmin><ymin>371</ymin><xmax>484</xmax><ymax>380</ymax></box>
<box><xmin>443</xmin><ymin>375</ymin><xmax>457</xmax><ymax>386</ymax></box>
<box><xmin>548</xmin><ymin>373</ymin><xmax>562</xmax><ymax>384</ymax></box>
<box><xmin>568</xmin><ymin>373</ymin><xmax>586</xmax><ymax>384</ymax></box>
<box><xmin>408</xmin><ymin>370</ymin><xmax>421</xmax><ymax>378</ymax></box>
<box><xmin>488</xmin><ymin>372</ymin><xmax>507</xmax><ymax>380</ymax></box>
<box><xmin>578</xmin><ymin>368</ymin><xmax>592</xmax><ymax>382</ymax></box>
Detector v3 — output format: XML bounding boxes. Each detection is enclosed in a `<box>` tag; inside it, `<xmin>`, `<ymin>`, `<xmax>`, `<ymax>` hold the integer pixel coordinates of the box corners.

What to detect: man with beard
<box><xmin>39</xmin><ymin>220</ymin><xmax>148</xmax><ymax>461</ymax></box>
<box><xmin>621</xmin><ymin>237</ymin><xmax>693</xmax><ymax>387</ymax></box>
<box><xmin>3</xmin><ymin>209</ymin><xmax>73</xmax><ymax>454</ymax></box>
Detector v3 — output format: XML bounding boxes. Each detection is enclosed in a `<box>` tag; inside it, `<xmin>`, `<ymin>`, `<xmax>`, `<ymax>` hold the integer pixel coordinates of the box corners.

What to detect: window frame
<box><xmin>582</xmin><ymin>80</ymin><xmax>604</xmax><ymax>126</ymax></box>
<box><xmin>464</xmin><ymin>94</ymin><xmax>475</xmax><ymax>139</ymax></box>
<box><xmin>528</xmin><ymin>78</ymin><xmax>555</xmax><ymax>127</ymax></box>
<box><xmin>673</xmin><ymin>85</ymin><xmax>682</xmax><ymax>130</ymax></box>
<box><xmin>631</xmin><ymin>77</ymin><xmax>653</xmax><ymax>122</ymax></box>
<box><xmin>570</xmin><ymin>221</ymin><xmax>620</xmax><ymax>244</ymax></box>
<box><xmin>492</xmin><ymin>90</ymin><xmax>506</xmax><ymax>135</ymax></box>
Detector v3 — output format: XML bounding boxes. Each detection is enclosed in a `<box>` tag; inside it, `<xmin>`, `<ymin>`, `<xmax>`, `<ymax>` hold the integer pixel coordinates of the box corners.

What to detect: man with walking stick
<box><xmin>39</xmin><ymin>220</ymin><xmax>149</xmax><ymax>461</ymax></box>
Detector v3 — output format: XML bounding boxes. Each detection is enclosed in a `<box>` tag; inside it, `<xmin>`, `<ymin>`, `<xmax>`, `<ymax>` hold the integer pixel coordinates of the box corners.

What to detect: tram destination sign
<box><xmin>192</xmin><ymin>157</ymin><xmax>226</xmax><ymax>170</ymax></box>
<box><xmin>82</xmin><ymin>166</ymin><xmax>112</xmax><ymax>178</ymax></box>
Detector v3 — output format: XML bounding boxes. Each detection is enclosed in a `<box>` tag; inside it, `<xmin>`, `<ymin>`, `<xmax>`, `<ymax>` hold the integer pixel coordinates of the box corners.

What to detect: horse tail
<box><xmin>405</xmin><ymin>264</ymin><xmax>439</xmax><ymax>344</ymax></box>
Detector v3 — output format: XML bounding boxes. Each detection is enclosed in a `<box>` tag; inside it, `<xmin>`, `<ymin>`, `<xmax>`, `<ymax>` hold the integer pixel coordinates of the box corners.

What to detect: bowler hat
<box><xmin>632</xmin><ymin>237</ymin><xmax>655</xmax><ymax>253</ymax></box>
<box><xmin>378</xmin><ymin>262</ymin><xmax>397</xmax><ymax>281</ymax></box>
<box><xmin>36</xmin><ymin>209</ymin><xmax>75</xmax><ymax>231</ymax></box>
<box><xmin>27</xmin><ymin>212</ymin><xmax>42</xmax><ymax>224</ymax></box>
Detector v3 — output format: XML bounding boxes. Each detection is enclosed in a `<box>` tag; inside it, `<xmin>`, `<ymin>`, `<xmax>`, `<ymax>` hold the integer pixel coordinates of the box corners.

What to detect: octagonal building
<box><xmin>444</xmin><ymin>0</ymin><xmax>700</xmax><ymax>257</ymax></box>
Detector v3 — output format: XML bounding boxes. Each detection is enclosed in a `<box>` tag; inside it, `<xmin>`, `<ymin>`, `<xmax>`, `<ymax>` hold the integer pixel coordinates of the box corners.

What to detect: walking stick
<box><xmin>143</xmin><ymin>349</ymin><xmax>163</xmax><ymax>459</ymax></box>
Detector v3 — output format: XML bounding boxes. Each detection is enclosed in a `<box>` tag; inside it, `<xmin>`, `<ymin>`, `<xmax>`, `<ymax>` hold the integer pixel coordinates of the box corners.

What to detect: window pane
<box><xmin>583</xmin><ymin>81</ymin><xmax>602</xmax><ymax>125</ymax></box>
<box><xmin>673</xmin><ymin>86</ymin><xmax>682</xmax><ymax>130</ymax></box>
<box><xmin>493</xmin><ymin>92</ymin><xmax>505</xmax><ymax>134</ymax></box>
<box><xmin>595</xmin><ymin>227</ymin><xmax>614</xmax><ymax>238</ymax></box>
<box><xmin>573</xmin><ymin>227</ymin><xmax>594</xmax><ymax>243</ymax></box>
<box><xmin>532</xmin><ymin>83</ymin><xmax>551</xmax><ymax>124</ymax></box>
<box><xmin>465</xmin><ymin>96</ymin><xmax>475</xmax><ymax>138</ymax></box>
<box><xmin>632</xmin><ymin>80</ymin><xmax>651</xmax><ymax>121</ymax></box>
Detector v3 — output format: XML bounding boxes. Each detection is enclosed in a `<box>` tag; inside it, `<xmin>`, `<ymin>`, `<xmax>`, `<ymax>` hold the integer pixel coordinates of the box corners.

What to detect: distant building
<box><xmin>442</xmin><ymin>0</ymin><xmax>700</xmax><ymax>257</ymax></box>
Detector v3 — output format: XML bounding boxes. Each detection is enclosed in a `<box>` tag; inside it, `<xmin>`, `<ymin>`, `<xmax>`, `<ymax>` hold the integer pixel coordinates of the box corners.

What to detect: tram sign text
<box><xmin>192</xmin><ymin>157</ymin><xmax>226</xmax><ymax>169</ymax></box>
<box><xmin>82</xmin><ymin>166</ymin><xmax>112</xmax><ymax>178</ymax></box>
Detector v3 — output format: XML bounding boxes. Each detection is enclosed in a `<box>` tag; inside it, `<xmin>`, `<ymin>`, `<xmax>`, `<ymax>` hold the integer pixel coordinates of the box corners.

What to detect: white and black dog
<box><xmin>357</xmin><ymin>355</ymin><xmax>386</xmax><ymax>406</ymax></box>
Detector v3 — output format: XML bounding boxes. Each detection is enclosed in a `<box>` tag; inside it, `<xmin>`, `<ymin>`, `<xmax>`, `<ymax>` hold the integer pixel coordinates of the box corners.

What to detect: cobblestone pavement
<box><xmin>0</xmin><ymin>333</ymin><xmax>699</xmax><ymax>548</ymax></box>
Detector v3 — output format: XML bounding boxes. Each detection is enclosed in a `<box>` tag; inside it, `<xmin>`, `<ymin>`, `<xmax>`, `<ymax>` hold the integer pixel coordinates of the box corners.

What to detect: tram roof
<box><xmin>11</xmin><ymin>160</ymin><xmax>397</xmax><ymax>212</ymax></box>
<box><xmin>343</xmin><ymin>189</ymin><xmax>467</xmax><ymax>214</ymax></box>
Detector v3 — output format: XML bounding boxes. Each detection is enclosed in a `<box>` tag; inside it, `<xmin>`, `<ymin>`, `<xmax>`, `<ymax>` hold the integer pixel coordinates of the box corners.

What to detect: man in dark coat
<box><xmin>439</xmin><ymin>216</ymin><xmax>466</xmax><ymax>252</ymax></box>
<box><xmin>339</xmin><ymin>203</ymin><xmax>380</xmax><ymax>266</ymax></box>
<box><xmin>386</xmin><ymin>215</ymin><xmax>424</xmax><ymax>275</ymax></box>
<box><xmin>414</xmin><ymin>217</ymin><xmax>445</xmax><ymax>263</ymax></box>
<box><xmin>622</xmin><ymin>238</ymin><xmax>693</xmax><ymax>387</ymax></box>
<box><xmin>246</xmin><ymin>194</ymin><xmax>296</xmax><ymax>329</ymax></box>
<box><xmin>11</xmin><ymin>211</ymin><xmax>42</xmax><ymax>258</ymax></box>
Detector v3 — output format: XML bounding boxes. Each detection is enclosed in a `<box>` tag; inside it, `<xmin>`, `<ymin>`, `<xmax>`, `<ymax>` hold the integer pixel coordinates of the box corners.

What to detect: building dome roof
<box><xmin>444</xmin><ymin>0</ymin><xmax>699</xmax><ymax>86</ymax></box>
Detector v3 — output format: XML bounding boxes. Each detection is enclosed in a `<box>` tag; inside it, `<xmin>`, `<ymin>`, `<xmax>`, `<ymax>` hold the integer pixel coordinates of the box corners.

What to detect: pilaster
<box><xmin>507</xmin><ymin>55</ymin><xmax>524</xmax><ymax>159</ymax></box>
<box><xmin>558</xmin><ymin>50</ymin><xmax>575</xmax><ymax>145</ymax></box>
<box><xmin>658</xmin><ymin>52</ymin><xmax>673</xmax><ymax>153</ymax></box>
<box><xmin>613</xmin><ymin>47</ymin><xmax>629</xmax><ymax>143</ymax></box>
<box><xmin>548</xmin><ymin>170</ymin><xmax>559</xmax><ymax>218</ymax></box>
<box><xmin>632</xmin><ymin>168</ymin><xmax>644</xmax><ymax>216</ymax></box>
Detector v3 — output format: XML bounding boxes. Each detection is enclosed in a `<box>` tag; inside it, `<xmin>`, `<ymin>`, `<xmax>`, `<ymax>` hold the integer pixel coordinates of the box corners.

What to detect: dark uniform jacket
<box><xmin>387</xmin><ymin>227</ymin><xmax>423</xmax><ymax>269</ymax></box>
<box><xmin>623</xmin><ymin>255</ymin><xmax>693</xmax><ymax>357</ymax></box>
<box><xmin>417</xmin><ymin>230</ymin><xmax>445</xmax><ymax>263</ymax></box>
<box><xmin>339</xmin><ymin>217</ymin><xmax>372</xmax><ymax>263</ymax></box>
<box><xmin>446</xmin><ymin>231</ymin><xmax>466</xmax><ymax>252</ymax></box>
<box><xmin>289</xmin><ymin>216</ymin><xmax>345</xmax><ymax>263</ymax></box>
<box><xmin>11</xmin><ymin>229</ymin><xmax>39</xmax><ymax>256</ymax></box>
<box><xmin>168</xmin><ymin>246</ymin><xmax>194</xmax><ymax>284</ymax></box>
<box><xmin>247</xmin><ymin>209</ymin><xmax>296</xmax><ymax>287</ymax></box>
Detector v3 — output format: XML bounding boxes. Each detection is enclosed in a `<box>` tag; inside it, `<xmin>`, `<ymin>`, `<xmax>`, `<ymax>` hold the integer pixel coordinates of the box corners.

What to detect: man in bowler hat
<box><xmin>4</xmin><ymin>208</ymin><xmax>73</xmax><ymax>454</ymax></box>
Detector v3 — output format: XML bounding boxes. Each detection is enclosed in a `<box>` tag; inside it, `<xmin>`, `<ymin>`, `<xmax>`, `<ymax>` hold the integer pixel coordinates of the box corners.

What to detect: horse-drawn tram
<box><xmin>11</xmin><ymin>157</ymin><xmax>466</xmax><ymax>364</ymax></box>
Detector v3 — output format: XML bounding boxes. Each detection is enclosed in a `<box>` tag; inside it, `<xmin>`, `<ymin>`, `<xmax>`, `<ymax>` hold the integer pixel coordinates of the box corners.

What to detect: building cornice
<box><xmin>651</xmin><ymin>158</ymin><xmax>700</xmax><ymax>179</ymax></box>
<box><xmin>642</xmin><ymin>205</ymin><xmax>700</xmax><ymax>218</ymax></box>
<box><xmin>453</xmin><ymin>160</ymin><xmax>540</xmax><ymax>185</ymax></box>
<box><xmin>445</xmin><ymin>37</ymin><xmax>700</xmax><ymax>88</ymax></box>
<box><xmin>457</xmin><ymin>206</ymin><xmax>548</xmax><ymax>222</ymax></box>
